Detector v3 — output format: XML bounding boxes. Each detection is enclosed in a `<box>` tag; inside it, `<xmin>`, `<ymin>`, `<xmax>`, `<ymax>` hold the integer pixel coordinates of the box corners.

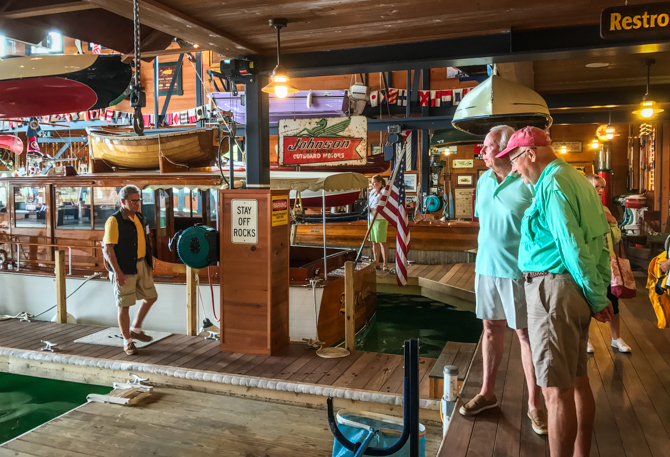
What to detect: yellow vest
<box><xmin>647</xmin><ymin>252</ymin><xmax>670</xmax><ymax>329</ymax></box>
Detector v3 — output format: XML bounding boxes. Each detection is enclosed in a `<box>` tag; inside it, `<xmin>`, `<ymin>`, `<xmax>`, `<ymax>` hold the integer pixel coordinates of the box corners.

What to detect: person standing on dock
<box><xmin>498</xmin><ymin>126</ymin><xmax>612</xmax><ymax>457</ymax></box>
<box><xmin>102</xmin><ymin>185</ymin><xmax>157</xmax><ymax>356</ymax></box>
<box><xmin>368</xmin><ymin>175</ymin><xmax>389</xmax><ymax>270</ymax></box>
<box><xmin>459</xmin><ymin>125</ymin><xmax>547</xmax><ymax>435</ymax></box>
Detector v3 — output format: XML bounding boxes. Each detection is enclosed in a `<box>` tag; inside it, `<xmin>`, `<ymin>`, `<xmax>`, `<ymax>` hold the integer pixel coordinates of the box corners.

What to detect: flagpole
<box><xmin>353</xmin><ymin>155</ymin><xmax>403</xmax><ymax>266</ymax></box>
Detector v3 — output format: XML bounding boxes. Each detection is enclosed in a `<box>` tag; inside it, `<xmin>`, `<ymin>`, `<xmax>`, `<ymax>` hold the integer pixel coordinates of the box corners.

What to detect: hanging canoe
<box><xmin>88</xmin><ymin>128</ymin><xmax>219</xmax><ymax>169</ymax></box>
<box><xmin>452</xmin><ymin>75</ymin><xmax>552</xmax><ymax>135</ymax></box>
<box><xmin>0</xmin><ymin>55</ymin><xmax>131</xmax><ymax>119</ymax></box>
<box><xmin>0</xmin><ymin>136</ymin><xmax>23</xmax><ymax>155</ymax></box>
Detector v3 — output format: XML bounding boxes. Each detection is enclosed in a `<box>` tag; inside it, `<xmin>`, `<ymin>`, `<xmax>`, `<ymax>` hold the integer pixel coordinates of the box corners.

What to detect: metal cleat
<box><xmin>205</xmin><ymin>331</ymin><xmax>220</xmax><ymax>341</ymax></box>
<box><xmin>40</xmin><ymin>341</ymin><xmax>58</xmax><ymax>352</ymax></box>
<box><xmin>129</xmin><ymin>374</ymin><xmax>149</xmax><ymax>386</ymax></box>
<box><xmin>19</xmin><ymin>312</ymin><xmax>32</xmax><ymax>323</ymax></box>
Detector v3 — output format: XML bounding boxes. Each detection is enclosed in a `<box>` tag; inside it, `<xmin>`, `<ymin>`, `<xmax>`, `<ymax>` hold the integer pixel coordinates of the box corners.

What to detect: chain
<box><xmin>130</xmin><ymin>0</ymin><xmax>145</xmax><ymax>135</ymax></box>
<box><xmin>133</xmin><ymin>0</ymin><xmax>141</xmax><ymax>88</ymax></box>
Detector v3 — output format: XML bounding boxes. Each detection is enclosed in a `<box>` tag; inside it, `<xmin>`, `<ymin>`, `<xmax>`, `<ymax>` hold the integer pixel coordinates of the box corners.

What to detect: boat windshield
<box><xmin>14</xmin><ymin>186</ymin><xmax>47</xmax><ymax>228</ymax></box>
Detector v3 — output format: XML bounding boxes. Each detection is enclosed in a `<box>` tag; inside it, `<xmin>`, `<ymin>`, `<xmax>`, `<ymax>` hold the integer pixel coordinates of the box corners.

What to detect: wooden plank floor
<box><xmin>0</xmin><ymin>386</ymin><xmax>444</xmax><ymax>457</ymax></box>
<box><xmin>0</xmin><ymin>319</ymin><xmax>437</xmax><ymax>399</ymax></box>
<box><xmin>439</xmin><ymin>275</ymin><xmax>670</xmax><ymax>457</ymax></box>
<box><xmin>406</xmin><ymin>263</ymin><xmax>476</xmax><ymax>293</ymax></box>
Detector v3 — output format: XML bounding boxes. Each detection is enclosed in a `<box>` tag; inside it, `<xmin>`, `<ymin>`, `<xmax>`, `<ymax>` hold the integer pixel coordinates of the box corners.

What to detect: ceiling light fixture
<box><xmin>262</xmin><ymin>18</ymin><xmax>298</xmax><ymax>99</ymax></box>
<box><xmin>591</xmin><ymin>135</ymin><xmax>600</xmax><ymax>149</ymax></box>
<box><xmin>632</xmin><ymin>59</ymin><xmax>664</xmax><ymax>119</ymax></box>
<box><xmin>585</xmin><ymin>62</ymin><xmax>610</xmax><ymax>68</ymax></box>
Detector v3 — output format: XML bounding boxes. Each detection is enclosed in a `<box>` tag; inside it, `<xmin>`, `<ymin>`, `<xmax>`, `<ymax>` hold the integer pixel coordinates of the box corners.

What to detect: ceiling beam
<box><xmin>81</xmin><ymin>0</ymin><xmax>259</xmax><ymax>58</ymax></box>
<box><xmin>4</xmin><ymin>2</ymin><xmax>99</xmax><ymax>19</ymax></box>
<box><xmin>265</xmin><ymin>25</ymin><xmax>670</xmax><ymax>77</ymax></box>
<box><xmin>121</xmin><ymin>46</ymin><xmax>203</xmax><ymax>63</ymax></box>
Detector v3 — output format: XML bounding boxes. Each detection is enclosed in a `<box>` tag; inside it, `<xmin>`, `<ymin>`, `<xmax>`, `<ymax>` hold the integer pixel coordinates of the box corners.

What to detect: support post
<box><xmin>344</xmin><ymin>261</ymin><xmax>355</xmax><ymax>352</ymax></box>
<box><xmin>55</xmin><ymin>250</ymin><xmax>66</xmax><ymax>323</ymax></box>
<box><xmin>186</xmin><ymin>266</ymin><xmax>198</xmax><ymax>336</ymax></box>
<box><xmin>420</xmin><ymin>69</ymin><xmax>431</xmax><ymax>198</ymax></box>
<box><xmin>244</xmin><ymin>75</ymin><xmax>271</xmax><ymax>187</ymax></box>
<box><xmin>196</xmin><ymin>51</ymin><xmax>205</xmax><ymax>128</ymax></box>
<box><xmin>154</xmin><ymin>56</ymin><xmax>159</xmax><ymax>126</ymax></box>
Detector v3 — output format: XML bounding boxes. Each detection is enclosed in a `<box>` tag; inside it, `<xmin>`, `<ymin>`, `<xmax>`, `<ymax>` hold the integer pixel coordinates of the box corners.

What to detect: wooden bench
<box><xmin>428</xmin><ymin>340</ymin><xmax>478</xmax><ymax>399</ymax></box>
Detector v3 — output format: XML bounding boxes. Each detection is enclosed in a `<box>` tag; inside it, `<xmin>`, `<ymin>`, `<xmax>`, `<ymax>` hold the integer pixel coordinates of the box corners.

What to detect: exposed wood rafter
<box><xmin>121</xmin><ymin>46</ymin><xmax>203</xmax><ymax>63</ymax></box>
<box><xmin>81</xmin><ymin>0</ymin><xmax>259</xmax><ymax>58</ymax></box>
<box><xmin>4</xmin><ymin>2</ymin><xmax>99</xmax><ymax>19</ymax></box>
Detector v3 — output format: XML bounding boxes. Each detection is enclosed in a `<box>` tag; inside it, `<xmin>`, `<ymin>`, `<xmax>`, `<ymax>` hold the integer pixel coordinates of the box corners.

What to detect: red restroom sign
<box><xmin>278</xmin><ymin>116</ymin><xmax>368</xmax><ymax>166</ymax></box>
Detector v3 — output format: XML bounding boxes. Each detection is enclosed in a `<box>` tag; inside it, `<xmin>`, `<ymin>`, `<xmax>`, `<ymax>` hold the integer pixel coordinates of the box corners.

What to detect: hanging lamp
<box><xmin>262</xmin><ymin>18</ymin><xmax>298</xmax><ymax>99</ymax></box>
<box><xmin>632</xmin><ymin>59</ymin><xmax>664</xmax><ymax>119</ymax></box>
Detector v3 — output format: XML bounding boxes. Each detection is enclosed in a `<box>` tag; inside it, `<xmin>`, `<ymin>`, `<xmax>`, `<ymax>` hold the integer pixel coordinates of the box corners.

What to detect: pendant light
<box><xmin>632</xmin><ymin>59</ymin><xmax>664</xmax><ymax>119</ymax></box>
<box><xmin>262</xmin><ymin>18</ymin><xmax>298</xmax><ymax>98</ymax></box>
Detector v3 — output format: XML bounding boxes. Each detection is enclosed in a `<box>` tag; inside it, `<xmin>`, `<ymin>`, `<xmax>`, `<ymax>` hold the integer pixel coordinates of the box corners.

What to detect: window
<box><xmin>93</xmin><ymin>187</ymin><xmax>121</xmax><ymax>230</ymax></box>
<box><xmin>209</xmin><ymin>190</ymin><xmax>218</xmax><ymax>227</ymax></box>
<box><xmin>142</xmin><ymin>188</ymin><xmax>156</xmax><ymax>229</ymax></box>
<box><xmin>173</xmin><ymin>187</ymin><xmax>203</xmax><ymax>218</ymax></box>
<box><xmin>191</xmin><ymin>188</ymin><xmax>202</xmax><ymax>217</ymax></box>
<box><xmin>14</xmin><ymin>187</ymin><xmax>47</xmax><ymax>228</ymax></box>
<box><xmin>55</xmin><ymin>187</ymin><xmax>91</xmax><ymax>230</ymax></box>
<box><xmin>0</xmin><ymin>37</ymin><xmax>5</xmax><ymax>58</ymax></box>
<box><xmin>0</xmin><ymin>184</ymin><xmax>8</xmax><ymax>229</ymax></box>
<box><xmin>29</xmin><ymin>32</ymin><xmax>63</xmax><ymax>55</ymax></box>
<box><xmin>158</xmin><ymin>189</ymin><xmax>169</xmax><ymax>229</ymax></box>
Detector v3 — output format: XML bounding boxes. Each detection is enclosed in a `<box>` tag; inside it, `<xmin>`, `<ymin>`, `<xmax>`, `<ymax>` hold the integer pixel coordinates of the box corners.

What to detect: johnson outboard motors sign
<box><xmin>278</xmin><ymin>116</ymin><xmax>367</xmax><ymax>166</ymax></box>
<box><xmin>601</xmin><ymin>3</ymin><xmax>670</xmax><ymax>39</ymax></box>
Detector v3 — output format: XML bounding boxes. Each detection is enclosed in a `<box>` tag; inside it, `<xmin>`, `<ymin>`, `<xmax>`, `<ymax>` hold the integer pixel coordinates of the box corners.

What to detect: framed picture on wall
<box><xmin>371</xmin><ymin>144</ymin><xmax>382</xmax><ymax>155</ymax></box>
<box><xmin>155</xmin><ymin>61</ymin><xmax>183</xmax><ymax>96</ymax></box>
<box><xmin>456</xmin><ymin>173</ymin><xmax>475</xmax><ymax>186</ymax></box>
<box><xmin>477</xmin><ymin>169</ymin><xmax>488</xmax><ymax>180</ymax></box>
<box><xmin>404</xmin><ymin>173</ymin><xmax>418</xmax><ymax>193</ymax></box>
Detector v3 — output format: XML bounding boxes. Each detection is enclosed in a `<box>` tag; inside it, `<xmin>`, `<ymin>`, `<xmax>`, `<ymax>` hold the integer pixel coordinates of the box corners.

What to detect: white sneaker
<box><xmin>612</xmin><ymin>338</ymin><xmax>631</xmax><ymax>353</ymax></box>
<box><xmin>586</xmin><ymin>340</ymin><xmax>594</xmax><ymax>353</ymax></box>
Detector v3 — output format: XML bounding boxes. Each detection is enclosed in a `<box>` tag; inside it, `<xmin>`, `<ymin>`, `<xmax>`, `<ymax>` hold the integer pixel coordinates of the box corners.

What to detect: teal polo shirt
<box><xmin>518</xmin><ymin>159</ymin><xmax>611</xmax><ymax>312</ymax></box>
<box><xmin>475</xmin><ymin>169</ymin><xmax>534</xmax><ymax>280</ymax></box>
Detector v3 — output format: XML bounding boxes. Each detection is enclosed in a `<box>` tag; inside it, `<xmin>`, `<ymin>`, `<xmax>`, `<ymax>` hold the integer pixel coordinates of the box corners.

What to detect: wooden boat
<box><xmin>88</xmin><ymin>128</ymin><xmax>219</xmax><ymax>169</ymax></box>
<box><xmin>0</xmin><ymin>171</ymin><xmax>375</xmax><ymax>346</ymax></box>
<box><xmin>0</xmin><ymin>55</ymin><xmax>131</xmax><ymax>118</ymax></box>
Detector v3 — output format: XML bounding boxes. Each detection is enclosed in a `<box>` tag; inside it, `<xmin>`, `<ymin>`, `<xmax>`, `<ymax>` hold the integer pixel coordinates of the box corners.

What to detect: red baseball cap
<box><xmin>495</xmin><ymin>126</ymin><xmax>552</xmax><ymax>158</ymax></box>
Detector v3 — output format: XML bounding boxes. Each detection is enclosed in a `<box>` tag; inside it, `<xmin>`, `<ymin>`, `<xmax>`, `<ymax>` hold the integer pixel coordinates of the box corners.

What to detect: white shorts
<box><xmin>475</xmin><ymin>273</ymin><xmax>528</xmax><ymax>329</ymax></box>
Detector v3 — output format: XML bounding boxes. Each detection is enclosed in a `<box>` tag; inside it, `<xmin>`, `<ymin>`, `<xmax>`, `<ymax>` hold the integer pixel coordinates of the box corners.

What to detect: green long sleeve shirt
<box><xmin>518</xmin><ymin>159</ymin><xmax>612</xmax><ymax>312</ymax></box>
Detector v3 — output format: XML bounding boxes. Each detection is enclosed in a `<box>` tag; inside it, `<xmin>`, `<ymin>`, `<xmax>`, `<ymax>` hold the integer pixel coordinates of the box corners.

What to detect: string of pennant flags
<box><xmin>0</xmin><ymin>104</ymin><xmax>213</xmax><ymax>132</ymax></box>
<box><xmin>369</xmin><ymin>87</ymin><xmax>474</xmax><ymax>108</ymax></box>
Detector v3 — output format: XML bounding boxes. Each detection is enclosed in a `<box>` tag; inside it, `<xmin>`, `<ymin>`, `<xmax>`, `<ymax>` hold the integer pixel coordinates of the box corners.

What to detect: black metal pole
<box><xmin>196</xmin><ymin>51</ymin><xmax>205</xmax><ymax>128</ymax></box>
<box><xmin>154</xmin><ymin>57</ymin><xmax>159</xmax><ymax>128</ymax></box>
<box><xmin>409</xmin><ymin>338</ymin><xmax>420</xmax><ymax>457</ymax></box>
<box><xmin>245</xmin><ymin>74</ymin><xmax>271</xmax><ymax>187</ymax></box>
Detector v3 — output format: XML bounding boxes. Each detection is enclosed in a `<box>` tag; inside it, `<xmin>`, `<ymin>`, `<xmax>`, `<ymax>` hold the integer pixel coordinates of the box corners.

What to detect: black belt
<box><xmin>137</xmin><ymin>257</ymin><xmax>144</xmax><ymax>261</ymax></box>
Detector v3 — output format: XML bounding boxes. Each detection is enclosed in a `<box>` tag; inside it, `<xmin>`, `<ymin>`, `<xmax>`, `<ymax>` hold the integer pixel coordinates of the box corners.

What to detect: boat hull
<box><xmin>88</xmin><ymin>128</ymin><xmax>219</xmax><ymax>169</ymax></box>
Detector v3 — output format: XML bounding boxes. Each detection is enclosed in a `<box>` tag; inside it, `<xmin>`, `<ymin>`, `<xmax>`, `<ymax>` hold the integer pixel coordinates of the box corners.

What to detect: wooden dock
<box><xmin>0</xmin><ymin>386</ymin><xmax>444</xmax><ymax>457</ymax></box>
<box><xmin>440</xmin><ymin>276</ymin><xmax>670</xmax><ymax>457</ymax></box>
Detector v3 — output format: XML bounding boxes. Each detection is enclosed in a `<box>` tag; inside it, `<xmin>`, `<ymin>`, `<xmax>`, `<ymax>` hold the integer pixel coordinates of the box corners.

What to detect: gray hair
<box><xmin>119</xmin><ymin>185</ymin><xmax>141</xmax><ymax>200</ymax></box>
<box><xmin>489</xmin><ymin>125</ymin><xmax>516</xmax><ymax>151</ymax></box>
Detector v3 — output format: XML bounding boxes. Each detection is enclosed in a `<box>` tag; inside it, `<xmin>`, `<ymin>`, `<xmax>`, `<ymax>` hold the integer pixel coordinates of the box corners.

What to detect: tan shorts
<box><xmin>525</xmin><ymin>273</ymin><xmax>591</xmax><ymax>389</ymax></box>
<box><xmin>111</xmin><ymin>259</ymin><xmax>158</xmax><ymax>307</ymax></box>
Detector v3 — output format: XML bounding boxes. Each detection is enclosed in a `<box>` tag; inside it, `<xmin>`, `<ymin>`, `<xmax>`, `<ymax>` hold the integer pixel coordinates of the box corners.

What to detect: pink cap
<box><xmin>496</xmin><ymin>126</ymin><xmax>552</xmax><ymax>158</ymax></box>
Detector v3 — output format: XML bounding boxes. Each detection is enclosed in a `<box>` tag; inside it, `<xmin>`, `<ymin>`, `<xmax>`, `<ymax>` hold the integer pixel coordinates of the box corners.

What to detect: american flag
<box><xmin>378</xmin><ymin>159</ymin><xmax>411</xmax><ymax>286</ymax></box>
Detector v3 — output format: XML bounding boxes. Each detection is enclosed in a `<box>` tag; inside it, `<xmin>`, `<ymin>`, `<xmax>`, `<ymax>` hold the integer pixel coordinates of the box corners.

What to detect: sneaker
<box><xmin>528</xmin><ymin>409</ymin><xmax>548</xmax><ymax>435</ymax></box>
<box><xmin>586</xmin><ymin>340</ymin><xmax>594</xmax><ymax>353</ymax></box>
<box><xmin>459</xmin><ymin>394</ymin><xmax>498</xmax><ymax>416</ymax></box>
<box><xmin>124</xmin><ymin>342</ymin><xmax>139</xmax><ymax>355</ymax></box>
<box><xmin>130</xmin><ymin>330</ymin><xmax>153</xmax><ymax>342</ymax></box>
<box><xmin>612</xmin><ymin>338</ymin><xmax>631</xmax><ymax>353</ymax></box>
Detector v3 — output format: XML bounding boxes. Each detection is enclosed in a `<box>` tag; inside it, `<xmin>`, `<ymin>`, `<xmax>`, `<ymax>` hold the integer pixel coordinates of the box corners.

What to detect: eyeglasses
<box><xmin>509</xmin><ymin>148</ymin><xmax>534</xmax><ymax>165</ymax></box>
<box><xmin>127</xmin><ymin>199</ymin><xmax>141</xmax><ymax>204</ymax></box>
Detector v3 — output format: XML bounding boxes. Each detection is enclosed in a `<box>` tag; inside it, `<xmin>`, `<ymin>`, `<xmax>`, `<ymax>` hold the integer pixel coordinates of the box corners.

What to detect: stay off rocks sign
<box><xmin>278</xmin><ymin>116</ymin><xmax>368</xmax><ymax>166</ymax></box>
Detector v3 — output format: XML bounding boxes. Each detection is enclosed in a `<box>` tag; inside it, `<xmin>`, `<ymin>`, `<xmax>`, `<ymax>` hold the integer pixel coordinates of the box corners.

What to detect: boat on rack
<box><xmin>87</xmin><ymin>128</ymin><xmax>219</xmax><ymax>170</ymax></box>
<box><xmin>0</xmin><ymin>170</ymin><xmax>375</xmax><ymax>346</ymax></box>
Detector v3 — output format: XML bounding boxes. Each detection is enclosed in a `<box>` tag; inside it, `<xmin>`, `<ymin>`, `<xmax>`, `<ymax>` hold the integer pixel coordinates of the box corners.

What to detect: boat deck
<box><xmin>440</xmin><ymin>276</ymin><xmax>670</xmax><ymax>457</ymax></box>
<box><xmin>0</xmin><ymin>386</ymin><xmax>444</xmax><ymax>457</ymax></box>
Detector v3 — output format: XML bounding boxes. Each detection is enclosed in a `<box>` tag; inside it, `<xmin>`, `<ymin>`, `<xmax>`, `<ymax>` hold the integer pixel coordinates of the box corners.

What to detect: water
<box><xmin>0</xmin><ymin>373</ymin><xmax>110</xmax><ymax>444</ymax></box>
<box><xmin>356</xmin><ymin>293</ymin><xmax>483</xmax><ymax>358</ymax></box>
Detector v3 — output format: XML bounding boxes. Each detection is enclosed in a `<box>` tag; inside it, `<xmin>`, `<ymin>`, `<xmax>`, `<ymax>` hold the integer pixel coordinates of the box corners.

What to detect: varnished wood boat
<box><xmin>88</xmin><ymin>128</ymin><xmax>219</xmax><ymax>169</ymax></box>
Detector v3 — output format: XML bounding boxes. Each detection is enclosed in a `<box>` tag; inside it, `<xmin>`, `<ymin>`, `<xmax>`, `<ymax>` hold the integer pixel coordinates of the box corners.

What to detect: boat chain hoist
<box><xmin>130</xmin><ymin>0</ymin><xmax>146</xmax><ymax>135</ymax></box>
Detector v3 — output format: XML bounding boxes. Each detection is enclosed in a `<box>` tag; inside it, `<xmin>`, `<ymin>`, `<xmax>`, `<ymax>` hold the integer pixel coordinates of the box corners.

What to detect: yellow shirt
<box><xmin>102</xmin><ymin>212</ymin><xmax>146</xmax><ymax>259</ymax></box>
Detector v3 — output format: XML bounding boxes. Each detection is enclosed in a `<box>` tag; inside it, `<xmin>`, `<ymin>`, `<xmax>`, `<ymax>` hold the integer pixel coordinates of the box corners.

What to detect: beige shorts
<box><xmin>525</xmin><ymin>273</ymin><xmax>591</xmax><ymax>389</ymax></box>
<box><xmin>111</xmin><ymin>259</ymin><xmax>158</xmax><ymax>307</ymax></box>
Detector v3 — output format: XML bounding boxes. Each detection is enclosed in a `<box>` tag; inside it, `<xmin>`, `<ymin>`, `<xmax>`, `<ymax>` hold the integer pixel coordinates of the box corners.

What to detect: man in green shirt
<box><xmin>459</xmin><ymin>125</ymin><xmax>546</xmax><ymax>435</ymax></box>
<box><xmin>496</xmin><ymin>126</ymin><xmax>613</xmax><ymax>457</ymax></box>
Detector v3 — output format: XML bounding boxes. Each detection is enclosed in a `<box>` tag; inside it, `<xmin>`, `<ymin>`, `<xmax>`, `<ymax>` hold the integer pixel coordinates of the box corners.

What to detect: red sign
<box><xmin>282</xmin><ymin>136</ymin><xmax>363</xmax><ymax>165</ymax></box>
<box><xmin>273</xmin><ymin>199</ymin><xmax>288</xmax><ymax>211</ymax></box>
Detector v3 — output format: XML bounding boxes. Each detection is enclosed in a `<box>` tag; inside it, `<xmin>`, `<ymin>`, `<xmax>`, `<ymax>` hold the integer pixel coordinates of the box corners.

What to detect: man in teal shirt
<box><xmin>497</xmin><ymin>126</ymin><xmax>613</xmax><ymax>457</ymax></box>
<box><xmin>459</xmin><ymin>125</ymin><xmax>546</xmax><ymax>435</ymax></box>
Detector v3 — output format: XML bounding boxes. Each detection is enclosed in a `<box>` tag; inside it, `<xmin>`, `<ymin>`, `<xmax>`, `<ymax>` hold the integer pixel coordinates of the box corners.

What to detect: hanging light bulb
<box><xmin>560</xmin><ymin>145</ymin><xmax>567</xmax><ymax>154</ymax></box>
<box><xmin>632</xmin><ymin>59</ymin><xmax>665</xmax><ymax>119</ymax></box>
<box><xmin>591</xmin><ymin>136</ymin><xmax>600</xmax><ymax>149</ymax></box>
<box><xmin>262</xmin><ymin>18</ymin><xmax>298</xmax><ymax>99</ymax></box>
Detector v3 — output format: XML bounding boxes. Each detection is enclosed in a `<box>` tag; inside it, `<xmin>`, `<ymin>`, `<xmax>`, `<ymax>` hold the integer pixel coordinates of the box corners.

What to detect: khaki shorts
<box><xmin>475</xmin><ymin>274</ymin><xmax>528</xmax><ymax>329</ymax></box>
<box><xmin>111</xmin><ymin>259</ymin><xmax>158</xmax><ymax>307</ymax></box>
<box><xmin>525</xmin><ymin>273</ymin><xmax>591</xmax><ymax>389</ymax></box>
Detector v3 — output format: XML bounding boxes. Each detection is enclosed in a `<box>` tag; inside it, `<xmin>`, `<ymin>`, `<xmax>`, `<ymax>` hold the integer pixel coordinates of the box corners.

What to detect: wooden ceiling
<box><xmin>5</xmin><ymin>0</ymin><xmax>670</xmax><ymax>57</ymax></box>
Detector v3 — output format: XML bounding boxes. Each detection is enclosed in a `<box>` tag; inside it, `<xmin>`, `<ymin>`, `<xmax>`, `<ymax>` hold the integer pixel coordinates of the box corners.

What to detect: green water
<box><xmin>0</xmin><ymin>373</ymin><xmax>110</xmax><ymax>444</ymax></box>
<box><xmin>356</xmin><ymin>293</ymin><xmax>483</xmax><ymax>358</ymax></box>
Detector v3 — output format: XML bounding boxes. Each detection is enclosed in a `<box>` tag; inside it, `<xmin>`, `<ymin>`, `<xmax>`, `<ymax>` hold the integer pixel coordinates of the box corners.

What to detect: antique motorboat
<box><xmin>88</xmin><ymin>127</ymin><xmax>219</xmax><ymax>169</ymax></box>
<box><xmin>0</xmin><ymin>55</ymin><xmax>131</xmax><ymax>119</ymax></box>
<box><xmin>0</xmin><ymin>170</ymin><xmax>375</xmax><ymax>345</ymax></box>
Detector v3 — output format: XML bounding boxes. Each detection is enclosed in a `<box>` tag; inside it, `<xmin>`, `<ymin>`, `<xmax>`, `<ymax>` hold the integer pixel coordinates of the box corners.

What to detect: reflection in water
<box><xmin>356</xmin><ymin>293</ymin><xmax>483</xmax><ymax>358</ymax></box>
<box><xmin>0</xmin><ymin>373</ymin><xmax>109</xmax><ymax>444</ymax></box>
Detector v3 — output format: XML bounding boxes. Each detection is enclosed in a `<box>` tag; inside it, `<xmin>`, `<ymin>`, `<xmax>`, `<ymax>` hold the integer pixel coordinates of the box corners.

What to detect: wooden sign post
<box><xmin>219</xmin><ymin>189</ymin><xmax>290</xmax><ymax>355</ymax></box>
